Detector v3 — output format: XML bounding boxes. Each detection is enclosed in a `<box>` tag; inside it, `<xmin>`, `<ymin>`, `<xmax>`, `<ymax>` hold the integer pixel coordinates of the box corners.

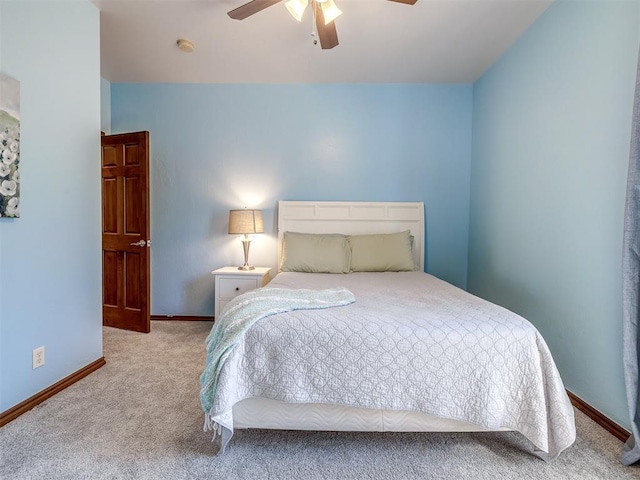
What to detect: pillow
<box><xmin>281</xmin><ymin>231</ymin><xmax>351</xmax><ymax>274</ymax></box>
<box><xmin>347</xmin><ymin>230</ymin><xmax>415</xmax><ymax>272</ymax></box>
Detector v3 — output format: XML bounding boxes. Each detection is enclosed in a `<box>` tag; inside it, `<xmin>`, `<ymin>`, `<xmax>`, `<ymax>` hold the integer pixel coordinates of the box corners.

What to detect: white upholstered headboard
<box><xmin>277</xmin><ymin>201</ymin><xmax>425</xmax><ymax>272</ymax></box>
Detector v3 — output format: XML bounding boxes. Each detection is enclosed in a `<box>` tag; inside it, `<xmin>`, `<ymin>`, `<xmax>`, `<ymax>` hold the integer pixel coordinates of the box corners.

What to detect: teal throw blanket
<box><xmin>200</xmin><ymin>287</ymin><xmax>355</xmax><ymax>419</ymax></box>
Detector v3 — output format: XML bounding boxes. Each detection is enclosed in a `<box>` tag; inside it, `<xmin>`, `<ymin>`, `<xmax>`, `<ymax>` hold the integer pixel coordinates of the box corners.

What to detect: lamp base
<box><xmin>238</xmin><ymin>236</ymin><xmax>255</xmax><ymax>271</ymax></box>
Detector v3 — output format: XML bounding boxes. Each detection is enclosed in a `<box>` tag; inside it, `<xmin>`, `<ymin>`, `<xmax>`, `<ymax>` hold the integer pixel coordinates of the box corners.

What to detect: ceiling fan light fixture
<box><xmin>320</xmin><ymin>0</ymin><xmax>342</xmax><ymax>25</ymax></box>
<box><xmin>285</xmin><ymin>0</ymin><xmax>309</xmax><ymax>21</ymax></box>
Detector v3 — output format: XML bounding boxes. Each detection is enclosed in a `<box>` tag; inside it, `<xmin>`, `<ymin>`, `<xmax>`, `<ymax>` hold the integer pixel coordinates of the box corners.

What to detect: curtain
<box><xmin>622</xmin><ymin>49</ymin><xmax>640</xmax><ymax>466</ymax></box>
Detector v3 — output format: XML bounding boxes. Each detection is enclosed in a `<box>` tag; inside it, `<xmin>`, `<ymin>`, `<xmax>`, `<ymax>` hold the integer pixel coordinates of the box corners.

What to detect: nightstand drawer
<box><xmin>212</xmin><ymin>267</ymin><xmax>272</xmax><ymax>319</ymax></box>
<box><xmin>218</xmin><ymin>277</ymin><xmax>260</xmax><ymax>300</ymax></box>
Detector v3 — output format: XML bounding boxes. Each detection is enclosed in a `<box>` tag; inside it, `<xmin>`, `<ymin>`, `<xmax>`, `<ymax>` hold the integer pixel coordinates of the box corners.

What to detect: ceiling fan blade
<box><xmin>314</xmin><ymin>2</ymin><xmax>339</xmax><ymax>50</ymax></box>
<box><xmin>388</xmin><ymin>0</ymin><xmax>418</xmax><ymax>4</ymax></box>
<box><xmin>228</xmin><ymin>0</ymin><xmax>283</xmax><ymax>20</ymax></box>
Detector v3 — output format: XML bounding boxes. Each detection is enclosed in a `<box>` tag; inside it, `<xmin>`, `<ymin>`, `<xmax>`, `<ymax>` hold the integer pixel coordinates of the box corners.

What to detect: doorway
<box><xmin>101</xmin><ymin>131</ymin><xmax>151</xmax><ymax>333</ymax></box>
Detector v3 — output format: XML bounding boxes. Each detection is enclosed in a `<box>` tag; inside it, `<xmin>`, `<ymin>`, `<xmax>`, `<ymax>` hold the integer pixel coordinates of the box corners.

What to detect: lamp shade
<box><xmin>228</xmin><ymin>209</ymin><xmax>264</xmax><ymax>235</ymax></box>
<box><xmin>285</xmin><ymin>0</ymin><xmax>308</xmax><ymax>21</ymax></box>
<box><xmin>320</xmin><ymin>0</ymin><xmax>342</xmax><ymax>24</ymax></box>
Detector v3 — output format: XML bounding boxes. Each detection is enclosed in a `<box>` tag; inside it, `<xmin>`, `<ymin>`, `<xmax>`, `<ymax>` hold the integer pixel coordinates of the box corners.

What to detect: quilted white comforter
<box><xmin>207</xmin><ymin>271</ymin><xmax>576</xmax><ymax>460</ymax></box>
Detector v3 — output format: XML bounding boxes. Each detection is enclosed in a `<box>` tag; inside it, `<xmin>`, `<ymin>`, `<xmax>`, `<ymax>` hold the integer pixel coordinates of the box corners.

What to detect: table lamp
<box><xmin>228</xmin><ymin>209</ymin><xmax>264</xmax><ymax>270</ymax></box>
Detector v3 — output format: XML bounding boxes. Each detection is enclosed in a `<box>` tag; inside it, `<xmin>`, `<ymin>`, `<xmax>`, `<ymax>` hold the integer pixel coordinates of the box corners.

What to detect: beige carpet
<box><xmin>0</xmin><ymin>321</ymin><xmax>638</xmax><ymax>479</ymax></box>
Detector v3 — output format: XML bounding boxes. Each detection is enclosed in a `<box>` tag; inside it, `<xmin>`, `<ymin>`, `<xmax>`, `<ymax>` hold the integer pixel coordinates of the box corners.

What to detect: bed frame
<box><xmin>233</xmin><ymin>201</ymin><xmax>507</xmax><ymax>435</ymax></box>
<box><xmin>276</xmin><ymin>200</ymin><xmax>425</xmax><ymax>272</ymax></box>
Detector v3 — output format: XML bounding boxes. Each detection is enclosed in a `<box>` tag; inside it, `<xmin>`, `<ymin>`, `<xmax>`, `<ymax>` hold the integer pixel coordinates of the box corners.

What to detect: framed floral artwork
<box><xmin>0</xmin><ymin>73</ymin><xmax>19</xmax><ymax>218</ymax></box>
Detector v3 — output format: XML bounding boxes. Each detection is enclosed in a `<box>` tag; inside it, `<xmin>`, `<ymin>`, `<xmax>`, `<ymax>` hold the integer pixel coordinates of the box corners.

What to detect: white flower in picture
<box><xmin>0</xmin><ymin>73</ymin><xmax>19</xmax><ymax>218</ymax></box>
<box><xmin>2</xmin><ymin>148</ymin><xmax>17</xmax><ymax>165</ymax></box>
<box><xmin>6</xmin><ymin>196</ymin><xmax>18</xmax><ymax>216</ymax></box>
<box><xmin>0</xmin><ymin>179</ymin><xmax>17</xmax><ymax>196</ymax></box>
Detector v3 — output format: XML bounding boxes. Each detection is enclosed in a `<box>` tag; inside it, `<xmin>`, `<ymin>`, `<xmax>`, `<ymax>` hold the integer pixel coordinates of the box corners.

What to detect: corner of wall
<box><xmin>100</xmin><ymin>77</ymin><xmax>111</xmax><ymax>135</ymax></box>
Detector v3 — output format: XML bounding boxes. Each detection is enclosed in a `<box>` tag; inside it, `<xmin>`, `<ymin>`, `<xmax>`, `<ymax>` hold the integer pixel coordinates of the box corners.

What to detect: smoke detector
<box><xmin>176</xmin><ymin>39</ymin><xmax>195</xmax><ymax>53</ymax></box>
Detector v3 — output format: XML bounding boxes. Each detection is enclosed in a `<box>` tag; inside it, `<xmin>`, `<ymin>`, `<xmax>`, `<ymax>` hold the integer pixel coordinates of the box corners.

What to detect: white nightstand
<box><xmin>212</xmin><ymin>267</ymin><xmax>272</xmax><ymax>319</ymax></box>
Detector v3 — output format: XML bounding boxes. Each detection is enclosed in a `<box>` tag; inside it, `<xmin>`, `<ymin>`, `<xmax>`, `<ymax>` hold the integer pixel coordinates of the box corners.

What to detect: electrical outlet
<box><xmin>32</xmin><ymin>346</ymin><xmax>45</xmax><ymax>369</ymax></box>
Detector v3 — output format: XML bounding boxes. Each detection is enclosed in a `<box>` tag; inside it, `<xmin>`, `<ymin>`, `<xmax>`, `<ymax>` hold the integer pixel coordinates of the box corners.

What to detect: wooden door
<box><xmin>101</xmin><ymin>131</ymin><xmax>150</xmax><ymax>333</ymax></box>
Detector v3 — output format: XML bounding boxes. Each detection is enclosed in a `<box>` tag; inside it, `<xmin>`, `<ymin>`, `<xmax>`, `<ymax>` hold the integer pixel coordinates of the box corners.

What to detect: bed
<box><xmin>201</xmin><ymin>201</ymin><xmax>576</xmax><ymax>460</ymax></box>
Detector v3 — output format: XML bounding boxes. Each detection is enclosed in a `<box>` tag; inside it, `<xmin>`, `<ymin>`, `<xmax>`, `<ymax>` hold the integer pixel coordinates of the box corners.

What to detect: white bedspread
<box><xmin>208</xmin><ymin>271</ymin><xmax>576</xmax><ymax>460</ymax></box>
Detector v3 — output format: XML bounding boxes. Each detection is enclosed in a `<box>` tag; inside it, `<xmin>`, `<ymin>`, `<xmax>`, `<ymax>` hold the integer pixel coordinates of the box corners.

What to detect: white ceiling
<box><xmin>95</xmin><ymin>0</ymin><xmax>553</xmax><ymax>84</ymax></box>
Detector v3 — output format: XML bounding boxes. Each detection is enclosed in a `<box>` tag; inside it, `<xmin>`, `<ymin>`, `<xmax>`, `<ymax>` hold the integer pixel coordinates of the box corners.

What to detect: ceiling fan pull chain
<box><xmin>311</xmin><ymin>1</ymin><xmax>318</xmax><ymax>45</ymax></box>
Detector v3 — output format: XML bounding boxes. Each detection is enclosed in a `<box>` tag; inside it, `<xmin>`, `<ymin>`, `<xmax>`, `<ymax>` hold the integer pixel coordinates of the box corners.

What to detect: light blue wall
<box><xmin>469</xmin><ymin>0</ymin><xmax>639</xmax><ymax>428</ymax></box>
<box><xmin>0</xmin><ymin>1</ymin><xmax>102</xmax><ymax>412</ymax></box>
<box><xmin>100</xmin><ymin>77</ymin><xmax>111</xmax><ymax>135</ymax></box>
<box><xmin>111</xmin><ymin>84</ymin><xmax>473</xmax><ymax>316</ymax></box>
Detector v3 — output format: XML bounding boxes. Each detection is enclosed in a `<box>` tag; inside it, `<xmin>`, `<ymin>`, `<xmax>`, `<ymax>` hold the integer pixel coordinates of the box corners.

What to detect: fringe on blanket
<box><xmin>203</xmin><ymin>414</ymin><xmax>220</xmax><ymax>436</ymax></box>
<box><xmin>203</xmin><ymin>410</ymin><xmax>233</xmax><ymax>453</ymax></box>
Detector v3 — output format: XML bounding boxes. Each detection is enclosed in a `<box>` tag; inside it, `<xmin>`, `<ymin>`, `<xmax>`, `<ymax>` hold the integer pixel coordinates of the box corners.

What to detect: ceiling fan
<box><xmin>227</xmin><ymin>0</ymin><xmax>418</xmax><ymax>50</ymax></box>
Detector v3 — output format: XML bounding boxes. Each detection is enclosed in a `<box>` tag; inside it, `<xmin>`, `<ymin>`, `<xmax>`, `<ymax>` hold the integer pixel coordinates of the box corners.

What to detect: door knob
<box><xmin>130</xmin><ymin>240</ymin><xmax>146</xmax><ymax>247</ymax></box>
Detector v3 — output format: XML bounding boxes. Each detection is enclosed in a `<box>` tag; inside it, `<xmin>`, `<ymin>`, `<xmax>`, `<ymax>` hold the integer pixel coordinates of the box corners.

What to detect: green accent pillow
<box><xmin>281</xmin><ymin>232</ymin><xmax>351</xmax><ymax>274</ymax></box>
<box><xmin>347</xmin><ymin>230</ymin><xmax>415</xmax><ymax>272</ymax></box>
